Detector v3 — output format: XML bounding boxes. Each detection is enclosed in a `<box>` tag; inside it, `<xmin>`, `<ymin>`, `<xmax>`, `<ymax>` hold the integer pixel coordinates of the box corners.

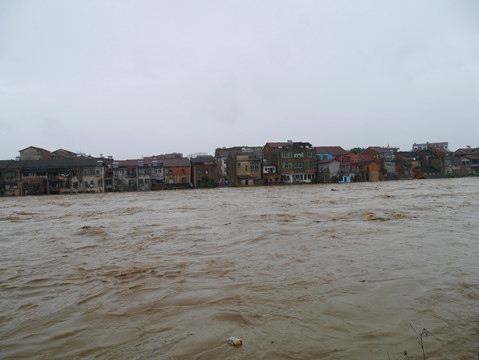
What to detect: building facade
<box><xmin>263</xmin><ymin>141</ymin><xmax>317</xmax><ymax>184</ymax></box>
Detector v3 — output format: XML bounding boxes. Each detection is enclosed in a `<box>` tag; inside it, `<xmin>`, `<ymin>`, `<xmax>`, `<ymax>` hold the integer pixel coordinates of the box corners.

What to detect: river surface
<box><xmin>1</xmin><ymin>178</ymin><xmax>478</xmax><ymax>359</ymax></box>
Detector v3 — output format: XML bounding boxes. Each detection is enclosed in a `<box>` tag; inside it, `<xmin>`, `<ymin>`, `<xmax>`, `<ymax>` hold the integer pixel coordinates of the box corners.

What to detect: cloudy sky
<box><xmin>1</xmin><ymin>0</ymin><xmax>478</xmax><ymax>159</ymax></box>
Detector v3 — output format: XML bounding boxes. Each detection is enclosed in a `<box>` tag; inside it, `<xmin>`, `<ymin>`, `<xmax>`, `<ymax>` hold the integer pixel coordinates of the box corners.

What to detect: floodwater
<box><xmin>1</xmin><ymin>178</ymin><xmax>478</xmax><ymax>359</ymax></box>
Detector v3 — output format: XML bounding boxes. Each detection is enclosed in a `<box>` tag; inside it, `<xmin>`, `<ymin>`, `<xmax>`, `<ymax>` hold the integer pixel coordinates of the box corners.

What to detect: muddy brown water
<box><xmin>1</xmin><ymin>178</ymin><xmax>478</xmax><ymax>359</ymax></box>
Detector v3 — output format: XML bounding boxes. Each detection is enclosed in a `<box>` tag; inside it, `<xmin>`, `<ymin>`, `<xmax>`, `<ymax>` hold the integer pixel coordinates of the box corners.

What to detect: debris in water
<box><xmin>365</xmin><ymin>212</ymin><xmax>390</xmax><ymax>221</ymax></box>
<box><xmin>226</xmin><ymin>336</ymin><xmax>242</xmax><ymax>346</ymax></box>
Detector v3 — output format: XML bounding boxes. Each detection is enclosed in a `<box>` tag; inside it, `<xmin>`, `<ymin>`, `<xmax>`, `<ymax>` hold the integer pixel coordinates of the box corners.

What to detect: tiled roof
<box><xmin>161</xmin><ymin>157</ymin><xmax>191</xmax><ymax>167</ymax></box>
<box><xmin>315</xmin><ymin>146</ymin><xmax>348</xmax><ymax>156</ymax></box>
<box><xmin>455</xmin><ymin>148</ymin><xmax>477</xmax><ymax>154</ymax></box>
<box><xmin>114</xmin><ymin>158</ymin><xmax>165</xmax><ymax>167</ymax></box>
<box><xmin>215</xmin><ymin>147</ymin><xmax>263</xmax><ymax>157</ymax></box>
<box><xmin>190</xmin><ymin>155</ymin><xmax>216</xmax><ymax>164</ymax></box>
<box><xmin>318</xmin><ymin>158</ymin><xmax>338</xmax><ymax>164</ymax></box>
<box><xmin>358</xmin><ymin>154</ymin><xmax>375</xmax><ymax>162</ymax></box>
<box><xmin>0</xmin><ymin>158</ymin><xmax>102</xmax><ymax>170</ymax></box>
<box><xmin>265</xmin><ymin>142</ymin><xmax>289</xmax><ymax>148</ymax></box>
<box><xmin>115</xmin><ymin>159</ymin><xmax>143</xmax><ymax>167</ymax></box>
<box><xmin>0</xmin><ymin>160</ymin><xmax>13</xmax><ymax>169</ymax></box>
<box><xmin>417</xmin><ymin>150</ymin><xmax>437</xmax><ymax>157</ymax></box>
<box><xmin>22</xmin><ymin>158</ymin><xmax>102</xmax><ymax>169</ymax></box>
<box><xmin>367</xmin><ymin>146</ymin><xmax>393</xmax><ymax>153</ymax></box>
<box><xmin>397</xmin><ymin>151</ymin><xmax>417</xmax><ymax>158</ymax></box>
<box><xmin>19</xmin><ymin>146</ymin><xmax>50</xmax><ymax>153</ymax></box>
<box><xmin>51</xmin><ymin>149</ymin><xmax>78</xmax><ymax>158</ymax></box>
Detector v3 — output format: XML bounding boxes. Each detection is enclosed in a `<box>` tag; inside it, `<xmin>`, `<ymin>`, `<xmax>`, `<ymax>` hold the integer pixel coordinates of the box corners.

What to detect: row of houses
<box><xmin>1</xmin><ymin>142</ymin><xmax>478</xmax><ymax>196</ymax></box>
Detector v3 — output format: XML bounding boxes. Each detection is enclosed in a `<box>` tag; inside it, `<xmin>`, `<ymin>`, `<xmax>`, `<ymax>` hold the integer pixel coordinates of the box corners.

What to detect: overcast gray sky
<box><xmin>1</xmin><ymin>0</ymin><xmax>478</xmax><ymax>159</ymax></box>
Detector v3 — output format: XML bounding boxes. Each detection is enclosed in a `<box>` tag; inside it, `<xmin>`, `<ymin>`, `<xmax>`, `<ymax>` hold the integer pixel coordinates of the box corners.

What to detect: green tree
<box><xmin>349</xmin><ymin>147</ymin><xmax>365</xmax><ymax>154</ymax></box>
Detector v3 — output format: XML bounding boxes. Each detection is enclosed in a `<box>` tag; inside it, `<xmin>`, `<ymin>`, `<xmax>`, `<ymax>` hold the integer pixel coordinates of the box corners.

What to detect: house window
<box><xmin>181</xmin><ymin>177</ymin><xmax>187</xmax><ymax>183</ymax></box>
<box><xmin>250</xmin><ymin>162</ymin><xmax>259</xmax><ymax>170</ymax></box>
<box><xmin>98</xmin><ymin>179</ymin><xmax>103</xmax><ymax>187</ymax></box>
<box><xmin>282</xmin><ymin>162</ymin><xmax>292</xmax><ymax>169</ymax></box>
<box><xmin>6</xmin><ymin>171</ymin><xmax>15</xmax><ymax>179</ymax></box>
<box><xmin>281</xmin><ymin>152</ymin><xmax>292</xmax><ymax>158</ymax></box>
<box><xmin>197</xmin><ymin>169</ymin><xmax>201</xmax><ymax>175</ymax></box>
<box><xmin>84</xmin><ymin>167</ymin><xmax>95</xmax><ymax>175</ymax></box>
<box><xmin>181</xmin><ymin>169</ymin><xmax>185</xmax><ymax>175</ymax></box>
<box><xmin>237</xmin><ymin>162</ymin><xmax>241</xmax><ymax>168</ymax></box>
<box><xmin>210</xmin><ymin>168</ymin><xmax>214</xmax><ymax>175</ymax></box>
<box><xmin>307</xmin><ymin>162</ymin><xmax>315</xmax><ymax>168</ymax></box>
<box><xmin>294</xmin><ymin>162</ymin><xmax>304</xmax><ymax>168</ymax></box>
<box><xmin>307</xmin><ymin>152</ymin><xmax>315</xmax><ymax>157</ymax></box>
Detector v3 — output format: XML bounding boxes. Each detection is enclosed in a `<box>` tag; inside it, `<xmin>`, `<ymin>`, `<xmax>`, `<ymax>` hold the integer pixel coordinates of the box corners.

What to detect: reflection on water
<box><xmin>1</xmin><ymin>178</ymin><xmax>478</xmax><ymax>359</ymax></box>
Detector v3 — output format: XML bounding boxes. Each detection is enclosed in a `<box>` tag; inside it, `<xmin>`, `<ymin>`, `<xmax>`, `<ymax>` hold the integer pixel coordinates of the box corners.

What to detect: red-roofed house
<box><xmin>315</xmin><ymin>146</ymin><xmax>348</xmax><ymax>161</ymax></box>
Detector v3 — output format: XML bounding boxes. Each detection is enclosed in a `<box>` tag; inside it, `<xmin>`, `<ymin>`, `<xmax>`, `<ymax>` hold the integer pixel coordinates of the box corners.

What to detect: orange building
<box><xmin>162</xmin><ymin>157</ymin><xmax>191</xmax><ymax>188</ymax></box>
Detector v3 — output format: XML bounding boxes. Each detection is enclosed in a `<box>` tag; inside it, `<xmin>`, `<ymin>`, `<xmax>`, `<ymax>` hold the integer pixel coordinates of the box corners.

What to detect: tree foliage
<box><xmin>349</xmin><ymin>147</ymin><xmax>365</xmax><ymax>154</ymax></box>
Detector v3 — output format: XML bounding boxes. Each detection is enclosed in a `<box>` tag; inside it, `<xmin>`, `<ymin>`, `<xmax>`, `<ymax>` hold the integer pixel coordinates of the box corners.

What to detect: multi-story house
<box><xmin>1</xmin><ymin>160</ymin><xmax>23</xmax><ymax>196</ymax></box>
<box><xmin>226</xmin><ymin>153</ymin><xmax>262</xmax><ymax>186</ymax></box>
<box><xmin>358</xmin><ymin>160</ymin><xmax>380</xmax><ymax>182</ymax></box>
<box><xmin>262</xmin><ymin>160</ymin><xmax>281</xmax><ymax>185</ymax></box>
<box><xmin>0</xmin><ymin>158</ymin><xmax>108</xmax><ymax>195</ymax></box>
<box><xmin>113</xmin><ymin>158</ymin><xmax>164</xmax><ymax>192</ymax></box>
<box><xmin>317</xmin><ymin>158</ymin><xmax>341</xmax><ymax>183</ymax></box>
<box><xmin>190</xmin><ymin>155</ymin><xmax>219</xmax><ymax>188</ymax></box>
<box><xmin>395</xmin><ymin>152</ymin><xmax>419</xmax><ymax>179</ymax></box>
<box><xmin>159</xmin><ymin>154</ymin><xmax>191</xmax><ymax>188</ymax></box>
<box><xmin>315</xmin><ymin>146</ymin><xmax>349</xmax><ymax>161</ymax></box>
<box><xmin>339</xmin><ymin>153</ymin><xmax>380</xmax><ymax>182</ymax></box>
<box><xmin>81</xmin><ymin>160</ymin><xmax>106</xmax><ymax>193</ymax></box>
<box><xmin>215</xmin><ymin>146</ymin><xmax>263</xmax><ymax>183</ymax></box>
<box><xmin>142</xmin><ymin>157</ymin><xmax>165</xmax><ymax>190</ymax></box>
<box><xmin>263</xmin><ymin>141</ymin><xmax>317</xmax><ymax>184</ymax></box>
<box><xmin>415</xmin><ymin>149</ymin><xmax>445</xmax><ymax>178</ymax></box>
<box><xmin>315</xmin><ymin>146</ymin><xmax>348</xmax><ymax>183</ymax></box>
<box><xmin>113</xmin><ymin>160</ymin><xmax>141</xmax><ymax>192</ymax></box>
<box><xmin>362</xmin><ymin>146</ymin><xmax>398</xmax><ymax>180</ymax></box>
<box><xmin>0</xmin><ymin>160</ymin><xmax>10</xmax><ymax>196</ymax></box>
<box><xmin>454</xmin><ymin>147</ymin><xmax>479</xmax><ymax>175</ymax></box>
